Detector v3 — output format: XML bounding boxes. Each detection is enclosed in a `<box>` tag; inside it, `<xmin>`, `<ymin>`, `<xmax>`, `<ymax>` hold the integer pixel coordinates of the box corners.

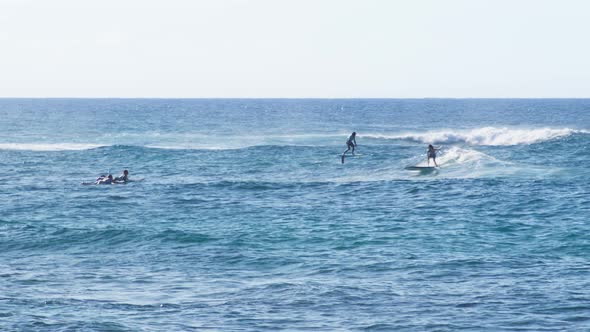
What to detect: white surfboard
<box><xmin>404</xmin><ymin>166</ymin><xmax>437</xmax><ymax>171</ymax></box>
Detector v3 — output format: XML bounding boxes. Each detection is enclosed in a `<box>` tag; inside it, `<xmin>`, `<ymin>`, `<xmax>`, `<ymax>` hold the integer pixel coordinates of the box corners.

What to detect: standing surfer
<box><xmin>341</xmin><ymin>132</ymin><xmax>357</xmax><ymax>164</ymax></box>
<box><xmin>427</xmin><ymin>144</ymin><xmax>442</xmax><ymax>167</ymax></box>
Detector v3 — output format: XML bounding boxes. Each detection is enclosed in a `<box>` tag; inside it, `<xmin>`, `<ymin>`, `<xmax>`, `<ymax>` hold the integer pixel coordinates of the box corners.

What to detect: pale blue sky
<box><xmin>1</xmin><ymin>0</ymin><xmax>589</xmax><ymax>97</ymax></box>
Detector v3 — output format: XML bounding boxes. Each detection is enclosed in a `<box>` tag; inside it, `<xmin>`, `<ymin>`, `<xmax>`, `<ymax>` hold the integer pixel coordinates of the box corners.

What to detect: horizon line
<box><xmin>1</xmin><ymin>97</ymin><xmax>590</xmax><ymax>100</ymax></box>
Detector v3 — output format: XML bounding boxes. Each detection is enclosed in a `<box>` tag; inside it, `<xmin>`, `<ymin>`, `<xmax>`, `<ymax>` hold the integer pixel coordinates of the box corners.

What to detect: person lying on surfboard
<box><xmin>82</xmin><ymin>171</ymin><xmax>137</xmax><ymax>185</ymax></box>
<box><xmin>341</xmin><ymin>132</ymin><xmax>357</xmax><ymax>164</ymax></box>
<box><xmin>427</xmin><ymin>144</ymin><xmax>442</xmax><ymax>167</ymax></box>
<box><xmin>114</xmin><ymin>169</ymin><xmax>129</xmax><ymax>183</ymax></box>
<box><xmin>96</xmin><ymin>174</ymin><xmax>114</xmax><ymax>184</ymax></box>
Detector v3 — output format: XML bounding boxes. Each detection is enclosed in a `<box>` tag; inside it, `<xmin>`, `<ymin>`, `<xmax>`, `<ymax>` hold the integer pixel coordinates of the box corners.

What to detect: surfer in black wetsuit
<box><xmin>341</xmin><ymin>132</ymin><xmax>357</xmax><ymax>164</ymax></box>
<box><xmin>427</xmin><ymin>144</ymin><xmax>441</xmax><ymax>167</ymax></box>
<box><xmin>114</xmin><ymin>170</ymin><xmax>129</xmax><ymax>183</ymax></box>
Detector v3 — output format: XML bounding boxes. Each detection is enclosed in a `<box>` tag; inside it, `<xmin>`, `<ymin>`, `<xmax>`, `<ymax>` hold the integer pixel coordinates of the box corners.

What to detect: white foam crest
<box><xmin>0</xmin><ymin>143</ymin><xmax>105</xmax><ymax>151</ymax></box>
<box><xmin>364</xmin><ymin>127</ymin><xmax>586</xmax><ymax>146</ymax></box>
<box><xmin>437</xmin><ymin>146</ymin><xmax>504</xmax><ymax>166</ymax></box>
<box><xmin>410</xmin><ymin>146</ymin><xmax>503</xmax><ymax>169</ymax></box>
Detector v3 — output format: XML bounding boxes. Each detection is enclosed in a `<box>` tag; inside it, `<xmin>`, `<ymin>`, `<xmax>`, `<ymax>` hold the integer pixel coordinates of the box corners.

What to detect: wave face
<box><xmin>2</xmin><ymin>99</ymin><xmax>590</xmax><ymax>331</ymax></box>
<box><xmin>1</xmin><ymin>127</ymin><xmax>584</xmax><ymax>151</ymax></box>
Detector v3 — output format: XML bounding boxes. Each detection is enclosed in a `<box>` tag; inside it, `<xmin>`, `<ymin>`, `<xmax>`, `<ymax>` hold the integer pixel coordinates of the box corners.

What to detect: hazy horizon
<box><xmin>2</xmin><ymin>0</ymin><xmax>589</xmax><ymax>98</ymax></box>
<box><xmin>2</xmin><ymin>95</ymin><xmax>590</xmax><ymax>100</ymax></box>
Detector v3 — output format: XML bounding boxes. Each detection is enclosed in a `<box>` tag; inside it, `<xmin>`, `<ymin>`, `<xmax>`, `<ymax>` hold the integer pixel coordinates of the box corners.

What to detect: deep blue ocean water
<box><xmin>1</xmin><ymin>99</ymin><xmax>590</xmax><ymax>331</ymax></box>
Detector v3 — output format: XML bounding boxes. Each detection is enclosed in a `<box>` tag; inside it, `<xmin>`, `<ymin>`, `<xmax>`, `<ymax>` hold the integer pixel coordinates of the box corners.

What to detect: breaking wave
<box><xmin>2</xmin><ymin>127</ymin><xmax>585</xmax><ymax>151</ymax></box>
<box><xmin>364</xmin><ymin>127</ymin><xmax>587</xmax><ymax>146</ymax></box>
<box><xmin>0</xmin><ymin>143</ymin><xmax>105</xmax><ymax>151</ymax></box>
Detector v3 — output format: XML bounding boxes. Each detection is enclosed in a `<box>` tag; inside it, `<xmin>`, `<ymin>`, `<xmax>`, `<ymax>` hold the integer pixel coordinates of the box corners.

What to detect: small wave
<box><xmin>417</xmin><ymin>146</ymin><xmax>559</xmax><ymax>179</ymax></box>
<box><xmin>364</xmin><ymin>127</ymin><xmax>588</xmax><ymax>146</ymax></box>
<box><xmin>436</xmin><ymin>146</ymin><xmax>505</xmax><ymax>166</ymax></box>
<box><xmin>145</xmin><ymin>133</ymin><xmax>345</xmax><ymax>150</ymax></box>
<box><xmin>119</xmin><ymin>131</ymin><xmax>348</xmax><ymax>150</ymax></box>
<box><xmin>152</xmin><ymin>229</ymin><xmax>215</xmax><ymax>245</ymax></box>
<box><xmin>404</xmin><ymin>146</ymin><xmax>532</xmax><ymax>179</ymax></box>
<box><xmin>0</xmin><ymin>143</ymin><xmax>105</xmax><ymax>151</ymax></box>
<box><xmin>145</xmin><ymin>144</ymin><xmax>236</xmax><ymax>151</ymax></box>
<box><xmin>145</xmin><ymin>143</ymin><xmax>324</xmax><ymax>151</ymax></box>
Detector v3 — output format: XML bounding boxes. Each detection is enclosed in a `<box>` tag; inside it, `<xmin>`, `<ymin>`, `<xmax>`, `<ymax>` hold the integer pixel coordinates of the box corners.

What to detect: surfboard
<box><xmin>82</xmin><ymin>178</ymin><xmax>144</xmax><ymax>185</ymax></box>
<box><xmin>404</xmin><ymin>166</ymin><xmax>437</xmax><ymax>171</ymax></box>
<box><xmin>81</xmin><ymin>182</ymin><xmax>113</xmax><ymax>185</ymax></box>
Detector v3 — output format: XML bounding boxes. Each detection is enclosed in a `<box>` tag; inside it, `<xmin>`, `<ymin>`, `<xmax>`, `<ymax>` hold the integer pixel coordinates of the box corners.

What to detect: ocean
<box><xmin>1</xmin><ymin>99</ymin><xmax>589</xmax><ymax>331</ymax></box>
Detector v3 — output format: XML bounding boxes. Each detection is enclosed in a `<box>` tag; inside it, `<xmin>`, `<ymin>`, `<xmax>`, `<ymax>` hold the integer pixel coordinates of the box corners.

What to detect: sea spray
<box><xmin>363</xmin><ymin>127</ymin><xmax>587</xmax><ymax>146</ymax></box>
